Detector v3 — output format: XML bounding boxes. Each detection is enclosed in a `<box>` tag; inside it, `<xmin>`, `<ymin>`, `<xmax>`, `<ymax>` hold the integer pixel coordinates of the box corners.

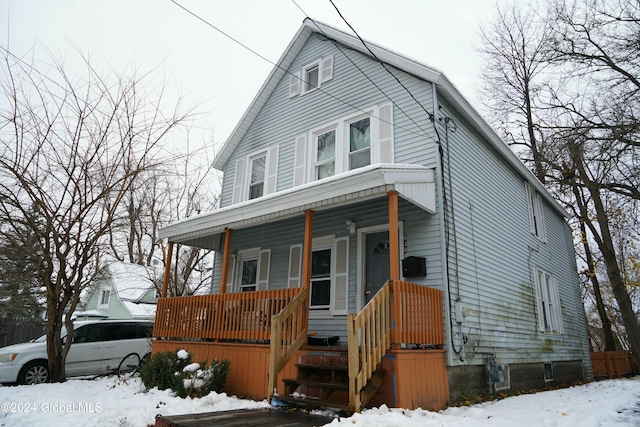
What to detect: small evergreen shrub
<box><xmin>139</xmin><ymin>349</ymin><xmax>231</xmax><ymax>398</ymax></box>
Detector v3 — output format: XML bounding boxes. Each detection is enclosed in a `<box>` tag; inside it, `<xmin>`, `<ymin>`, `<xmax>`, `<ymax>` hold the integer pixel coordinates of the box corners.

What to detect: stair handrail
<box><xmin>267</xmin><ymin>286</ymin><xmax>309</xmax><ymax>401</ymax></box>
<box><xmin>347</xmin><ymin>280</ymin><xmax>392</xmax><ymax>412</ymax></box>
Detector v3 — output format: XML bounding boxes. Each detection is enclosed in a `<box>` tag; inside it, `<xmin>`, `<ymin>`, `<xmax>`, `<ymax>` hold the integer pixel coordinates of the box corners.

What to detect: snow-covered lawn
<box><xmin>1</xmin><ymin>375</ymin><xmax>638</xmax><ymax>426</ymax></box>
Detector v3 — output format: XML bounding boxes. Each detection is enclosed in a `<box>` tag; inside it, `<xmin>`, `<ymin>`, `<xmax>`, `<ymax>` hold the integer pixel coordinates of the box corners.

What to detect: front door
<box><xmin>365</xmin><ymin>231</ymin><xmax>390</xmax><ymax>304</ymax></box>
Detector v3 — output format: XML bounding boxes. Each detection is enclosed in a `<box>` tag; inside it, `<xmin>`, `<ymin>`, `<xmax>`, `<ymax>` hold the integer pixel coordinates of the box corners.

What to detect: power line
<box><xmin>328</xmin><ymin>0</ymin><xmax>437</xmax><ymax>123</ymax></box>
<box><xmin>170</xmin><ymin>0</ymin><xmax>429</xmax><ymax>140</ymax></box>
<box><xmin>292</xmin><ymin>0</ymin><xmax>433</xmax><ymax>138</ymax></box>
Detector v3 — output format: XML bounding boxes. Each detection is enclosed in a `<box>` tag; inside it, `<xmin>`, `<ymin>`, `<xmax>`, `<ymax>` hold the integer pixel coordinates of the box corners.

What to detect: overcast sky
<box><xmin>0</xmin><ymin>0</ymin><xmax>516</xmax><ymax>152</ymax></box>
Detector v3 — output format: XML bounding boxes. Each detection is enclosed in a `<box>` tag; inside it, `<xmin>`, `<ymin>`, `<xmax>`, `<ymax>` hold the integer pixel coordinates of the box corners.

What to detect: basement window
<box><xmin>544</xmin><ymin>362</ymin><xmax>554</xmax><ymax>382</ymax></box>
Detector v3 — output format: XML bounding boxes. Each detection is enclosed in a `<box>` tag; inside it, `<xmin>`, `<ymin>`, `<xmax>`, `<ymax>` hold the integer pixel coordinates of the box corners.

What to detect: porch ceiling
<box><xmin>160</xmin><ymin>164</ymin><xmax>436</xmax><ymax>249</ymax></box>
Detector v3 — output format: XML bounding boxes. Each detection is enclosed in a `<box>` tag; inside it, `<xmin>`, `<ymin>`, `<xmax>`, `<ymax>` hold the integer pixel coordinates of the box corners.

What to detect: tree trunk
<box><xmin>578</xmin><ymin>214</ymin><xmax>617</xmax><ymax>351</ymax></box>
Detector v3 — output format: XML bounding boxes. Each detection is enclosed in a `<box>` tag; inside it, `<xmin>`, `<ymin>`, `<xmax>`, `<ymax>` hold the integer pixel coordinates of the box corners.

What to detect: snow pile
<box><xmin>0</xmin><ymin>375</ymin><xmax>638</xmax><ymax>426</ymax></box>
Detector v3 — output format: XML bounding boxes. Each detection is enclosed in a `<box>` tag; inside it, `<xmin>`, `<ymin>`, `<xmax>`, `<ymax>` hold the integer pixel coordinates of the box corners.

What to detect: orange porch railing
<box><xmin>347</xmin><ymin>280</ymin><xmax>443</xmax><ymax>411</ymax></box>
<box><xmin>153</xmin><ymin>288</ymin><xmax>302</xmax><ymax>342</ymax></box>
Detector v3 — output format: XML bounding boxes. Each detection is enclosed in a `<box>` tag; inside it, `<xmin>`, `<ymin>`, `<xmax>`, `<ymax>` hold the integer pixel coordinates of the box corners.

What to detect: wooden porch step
<box><xmin>273</xmin><ymin>394</ymin><xmax>353</xmax><ymax>415</ymax></box>
<box><xmin>295</xmin><ymin>362</ymin><xmax>348</xmax><ymax>371</ymax></box>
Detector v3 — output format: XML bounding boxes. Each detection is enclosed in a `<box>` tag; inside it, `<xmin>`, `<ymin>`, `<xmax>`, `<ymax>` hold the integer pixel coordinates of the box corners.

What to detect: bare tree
<box><xmin>109</xmin><ymin>129</ymin><xmax>221</xmax><ymax>296</ymax></box>
<box><xmin>0</xmin><ymin>46</ymin><xmax>190</xmax><ymax>382</ymax></box>
<box><xmin>478</xmin><ymin>0</ymin><xmax>640</xmax><ymax>363</ymax></box>
<box><xmin>478</xmin><ymin>2</ymin><xmax>553</xmax><ymax>182</ymax></box>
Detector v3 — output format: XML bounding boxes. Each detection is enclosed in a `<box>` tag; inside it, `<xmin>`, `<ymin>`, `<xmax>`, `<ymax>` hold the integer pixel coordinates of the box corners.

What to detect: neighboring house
<box><xmin>153</xmin><ymin>19</ymin><xmax>592</xmax><ymax>411</ymax></box>
<box><xmin>78</xmin><ymin>262</ymin><xmax>158</xmax><ymax>320</ymax></box>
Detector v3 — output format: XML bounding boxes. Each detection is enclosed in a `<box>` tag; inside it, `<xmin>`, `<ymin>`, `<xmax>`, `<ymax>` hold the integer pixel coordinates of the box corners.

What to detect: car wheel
<box><xmin>18</xmin><ymin>361</ymin><xmax>49</xmax><ymax>385</ymax></box>
<box><xmin>118</xmin><ymin>353</ymin><xmax>140</xmax><ymax>378</ymax></box>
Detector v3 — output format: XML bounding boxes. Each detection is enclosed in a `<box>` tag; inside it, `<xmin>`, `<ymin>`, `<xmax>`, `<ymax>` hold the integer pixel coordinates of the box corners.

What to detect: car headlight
<box><xmin>0</xmin><ymin>353</ymin><xmax>17</xmax><ymax>363</ymax></box>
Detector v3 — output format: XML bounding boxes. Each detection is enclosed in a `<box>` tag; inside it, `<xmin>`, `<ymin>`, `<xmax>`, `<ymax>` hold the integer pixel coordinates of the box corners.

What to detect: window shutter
<box><xmin>289</xmin><ymin>71</ymin><xmax>301</xmax><ymax>98</ymax></box>
<box><xmin>378</xmin><ymin>103</ymin><xmax>393</xmax><ymax>163</ymax></box>
<box><xmin>264</xmin><ymin>145</ymin><xmax>279</xmax><ymax>195</ymax></box>
<box><xmin>333</xmin><ymin>237</ymin><xmax>349</xmax><ymax>314</ymax></box>
<box><xmin>288</xmin><ymin>244</ymin><xmax>302</xmax><ymax>288</ymax></box>
<box><xmin>293</xmin><ymin>134</ymin><xmax>307</xmax><ymax>186</ymax></box>
<box><xmin>552</xmin><ymin>278</ymin><xmax>563</xmax><ymax>333</ymax></box>
<box><xmin>319</xmin><ymin>55</ymin><xmax>334</xmax><ymax>84</ymax></box>
<box><xmin>536</xmin><ymin>193</ymin><xmax>547</xmax><ymax>242</ymax></box>
<box><xmin>533</xmin><ymin>269</ymin><xmax>545</xmax><ymax>332</ymax></box>
<box><xmin>525</xmin><ymin>183</ymin><xmax>536</xmax><ymax>234</ymax></box>
<box><xmin>232</xmin><ymin>158</ymin><xmax>245</xmax><ymax>204</ymax></box>
<box><xmin>257</xmin><ymin>249</ymin><xmax>271</xmax><ymax>290</ymax></box>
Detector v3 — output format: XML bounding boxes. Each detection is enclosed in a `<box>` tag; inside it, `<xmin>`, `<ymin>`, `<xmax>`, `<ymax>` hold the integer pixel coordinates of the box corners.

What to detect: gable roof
<box><xmin>211</xmin><ymin>18</ymin><xmax>567</xmax><ymax>218</ymax></box>
<box><xmin>107</xmin><ymin>262</ymin><xmax>155</xmax><ymax>302</ymax></box>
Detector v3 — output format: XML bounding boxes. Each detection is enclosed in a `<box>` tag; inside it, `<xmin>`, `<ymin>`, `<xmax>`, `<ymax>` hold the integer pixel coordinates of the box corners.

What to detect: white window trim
<box><xmin>235</xmin><ymin>247</ymin><xmax>271</xmax><ymax>292</ymax></box>
<box><xmin>287</xmin><ymin>235</ymin><xmax>348</xmax><ymax>317</ymax></box>
<box><xmin>533</xmin><ymin>267</ymin><xmax>563</xmax><ymax>334</ymax></box>
<box><xmin>290</xmin><ymin>55</ymin><xmax>334</xmax><ymax>98</ymax></box>
<box><xmin>525</xmin><ymin>183</ymin><xmax>546</xmax><ymax>242</ymax></box>
<box><xmin>232</xmin><ymin>146</ymin><xmax>279</xmax><ymax>204</ymax></box>
<box><xmin>305</xmin><ymin>103</ymin><xmax>391</xmax><ymax>183</ymax></box>
<box><xmin>97</xmin><ymin>288</ymin><xmax>110</xmax><ymax>308</ymax></box>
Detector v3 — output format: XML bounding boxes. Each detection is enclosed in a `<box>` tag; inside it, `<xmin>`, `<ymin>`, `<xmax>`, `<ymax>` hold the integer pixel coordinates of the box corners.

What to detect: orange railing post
<box><xmin>161</xmin><ymin>241</ymin><xmax>174</xmax><ymax>298</ymax></box>
<box><xmin>220</xmin><ymin>228</ymin><xmax>233</xmax><ymax>294</ymax></box>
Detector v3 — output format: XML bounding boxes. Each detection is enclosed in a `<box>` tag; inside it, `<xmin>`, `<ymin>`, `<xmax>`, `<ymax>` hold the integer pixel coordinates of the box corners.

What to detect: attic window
<box><xmin>305</xmin><ymin>65</ymin><xmax>319</xmax><ymax>92</ymax></box>
<box><xmin>98</xmin><ymin>289</ymin><xmax>110</xmax><ymax>308</ymax></box>
<box><xmin>289</xmin><ymin>55</ymin><xmax>334</xmax><ymax>98</ymax></box>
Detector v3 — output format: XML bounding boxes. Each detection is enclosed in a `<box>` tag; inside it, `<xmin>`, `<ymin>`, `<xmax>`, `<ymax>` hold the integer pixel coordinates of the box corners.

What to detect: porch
<box><xmin>152</xmin><ymin>279</ymin><xmax>447</xmax><ymax>412</ymax></box>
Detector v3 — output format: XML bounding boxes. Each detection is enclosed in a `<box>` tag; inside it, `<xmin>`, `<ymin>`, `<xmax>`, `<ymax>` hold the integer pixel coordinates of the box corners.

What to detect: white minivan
<box><xmin>0</xmin><ymin>319</ymin><xmax>153</xmax><ymax>385</ymax></box>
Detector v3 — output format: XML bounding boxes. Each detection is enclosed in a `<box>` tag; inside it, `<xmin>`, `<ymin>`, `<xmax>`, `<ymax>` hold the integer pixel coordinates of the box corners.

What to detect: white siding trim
<box><xmin>293</xmin><ymin>134</ymin><xmax>307</xmax><ymax>187</ymax></box>
<box><xmin>319</xmin><ymin>55</ymin><xmax>334</xmax><ymax>83</ymax></box>
<box><xmin>287</xmin><ymin>244</ymin><xmax>303</xmax><ymax>288</ymax></box>
<box><xmin>288</xmin><ymin>71</ymin><xmax>301</xmax><ymax>98</ymax></box>
<box><xmin>257</xmin><ymin>249</ymin><xmax>271</xmax><ymax>290</ymax></box>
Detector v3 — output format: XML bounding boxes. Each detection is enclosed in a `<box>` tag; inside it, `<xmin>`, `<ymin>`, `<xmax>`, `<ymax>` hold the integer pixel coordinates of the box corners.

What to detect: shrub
<box><xmin>139</xmin><ymin>349</ymin><xmax>231</xmax><ymax>398</ymax></box>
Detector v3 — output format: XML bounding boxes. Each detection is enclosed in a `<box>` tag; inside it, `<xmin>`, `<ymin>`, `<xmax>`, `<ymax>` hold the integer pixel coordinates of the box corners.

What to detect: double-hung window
<box><xmin>533</xmin><ymin>268</ymin><xmax>563</xmax><ymax>333</ymax></box>
<box><xmin>315</xmin><ymin>129</ymin><xmax>336</xmax><ymax>179</ymax></box>
<box><xmin>349</xmin><ymin>117</ymin><xmax>371</xmax><ymax>169</ymax></box>
<box><xmin>98</xmin><ymin>289</ymin><xmax>110</xmax><ymax>308</ymax></box>
<box><xmin>240</xmin><ymin>257</ymin><xmax>258</xmax><ymax>292</ymax></box>
<box><xmin>310</xmin><ymin>248</ymin><xmax>332</xmax><ymax>310</ymax></box>
<box><xmin>287</xmin><ymin>236</ymin><xmax>349</xmax><ymax>315</ymax></box>
<box><xmin>249</xmin><ymin>153</ymin><xmax>266</xmax><ymax>200</ymax></box>
<box><xmin>293</xmin><ymin>103</ymin><xmax>392</xmax><ymax>187</ymax></box>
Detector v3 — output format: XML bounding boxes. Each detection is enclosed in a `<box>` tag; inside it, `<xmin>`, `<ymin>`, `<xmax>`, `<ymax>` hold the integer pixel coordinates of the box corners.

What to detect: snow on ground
<box><xmin>1</xmin><ymin>376</ymin><xmax>639</xmax><ymax>427</ymax></box>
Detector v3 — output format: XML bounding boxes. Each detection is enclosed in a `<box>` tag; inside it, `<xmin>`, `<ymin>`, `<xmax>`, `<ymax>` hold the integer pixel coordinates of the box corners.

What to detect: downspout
<box><xmin>432</xmin><ymin>82</ymin><xmax>455</xmax><ymax>368</ymax></box>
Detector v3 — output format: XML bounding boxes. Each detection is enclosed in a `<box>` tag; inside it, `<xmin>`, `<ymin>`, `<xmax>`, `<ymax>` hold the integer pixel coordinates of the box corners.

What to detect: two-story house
<box><xmin>152</xmin><ymin>18</ymin><xmax>592</xmax><ymax>412</ymax></box>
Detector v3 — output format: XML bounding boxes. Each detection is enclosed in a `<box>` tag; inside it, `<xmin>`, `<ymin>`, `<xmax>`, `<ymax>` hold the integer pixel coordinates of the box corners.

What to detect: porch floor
<box><xmin>154</xmin><ymin>408</ymin><xmax>335</xmax><ymax>427</ymax></box>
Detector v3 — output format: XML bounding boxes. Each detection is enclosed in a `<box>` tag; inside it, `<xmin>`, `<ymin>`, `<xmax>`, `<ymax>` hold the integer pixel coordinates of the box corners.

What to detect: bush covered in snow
<box><xmin>139</xmin><ymin>349</ymin><xmax>230</xmax><ymax>398</ymax></box>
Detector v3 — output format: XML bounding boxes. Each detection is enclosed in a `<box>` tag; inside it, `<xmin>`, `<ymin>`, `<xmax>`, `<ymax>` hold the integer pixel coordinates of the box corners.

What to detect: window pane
<box><xmin>317</xmin><ymin>130</ymin><xmax>335</xmax><ymax>161</ymax></box>
<box><xmin>350</xmin><ymin>118</ymin><xmax>370</xmax><ymax>152</ymax></box>
<box><xmin>251</xmin><ymin>156</ymin><xmax>265</xmax><ymax>184</ymax></box>
<box><xmin>310</xmin><ymin>279</ymin><xmax>331</xmax><ymax>307</ymax></box>
<box><xmin>312</xmin><ymin>249</ymin><xmax>331</xmax><ymax>278</ymax></box>
<box><xmin>306</xmin><ymin>66</ymin><xmax>319</xmax><ymax>90</ymax></box>
<box><xmin>317</xmin><ymin>162</ymin><xmax>335</xmax><ymax>179</ymax></box>
<box><xmin>349</xmin><ymin>149</ymin><xmax>370</xmax><ymax>169</ymax></box>
<box><xmin>241</xmin><ymin>259</ymin><xmax>257</xmax><ymax>287</ymax></box>
<box><xmin>249</xmin><ymin>182</ymin><xmax>263</xmax><ymax>200</ymax></box>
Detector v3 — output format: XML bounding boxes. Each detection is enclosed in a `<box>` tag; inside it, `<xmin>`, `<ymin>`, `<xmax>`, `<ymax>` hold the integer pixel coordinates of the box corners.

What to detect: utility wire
<box><xmin>291</xmin><ymin>0</ymin><xmax>432</xmax><ymax>139</ymax></box>
<box><xmin>328</xmin><ymin>0</ymin><xmax>436</xmax><ymax>122</ymax></box>
<box><xmin>170</xmin><ymin>0</ymin><xmax>429</xmax><ymax>140</ymax></box>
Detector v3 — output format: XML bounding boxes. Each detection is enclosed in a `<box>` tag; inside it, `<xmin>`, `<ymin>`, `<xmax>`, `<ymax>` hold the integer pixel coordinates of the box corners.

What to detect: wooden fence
<box><xmin>0</xmin><ymin>317</ymin><xmax>44</xmax><ymax>347</ymax></box>
<box><xmin>591</xmin><ymin>351</ymin><xmax>637</xmax><ymax>379</ymax></box>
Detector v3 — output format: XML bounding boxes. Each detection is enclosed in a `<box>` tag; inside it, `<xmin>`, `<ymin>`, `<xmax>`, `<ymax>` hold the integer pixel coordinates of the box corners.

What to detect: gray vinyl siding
<box><xmin>435</xmin><ymin>98</ymin><xmax>588</xmax><ymax>367</ymax></box>
<box><xmin>211</xmin><ymin>29</ymin><xmax>587</xmax><ymax>370</ymax></box>
<box><xmin>220</xmin><ymin>33</ymin><xmax>439</xmax><ymax>208</ymax></box>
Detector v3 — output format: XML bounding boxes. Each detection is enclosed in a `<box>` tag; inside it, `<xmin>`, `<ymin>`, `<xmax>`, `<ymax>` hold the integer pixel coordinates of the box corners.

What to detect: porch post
<box><xmin>301</xmin><ymin>210</ymin><xmax>314</xmax><ymax>341</ymax></box>
<box><xmin>388</xmin><ymin>191</ymin><xmax>400</xmax><ymax>280</ymax></box>
<box><xmin>219</xmin><ymin>228</ymin><xmax>233</xmax><ymax>294</ymax></box>
<box><xmin>161</xmin><ymin>241</ymin><xmax>174</xmax><ymax>298</ymax></box>
<box><xmin>302</xmin><ymin>210</ymin><xmax>314</xmax><ymax>290</ymax></box>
